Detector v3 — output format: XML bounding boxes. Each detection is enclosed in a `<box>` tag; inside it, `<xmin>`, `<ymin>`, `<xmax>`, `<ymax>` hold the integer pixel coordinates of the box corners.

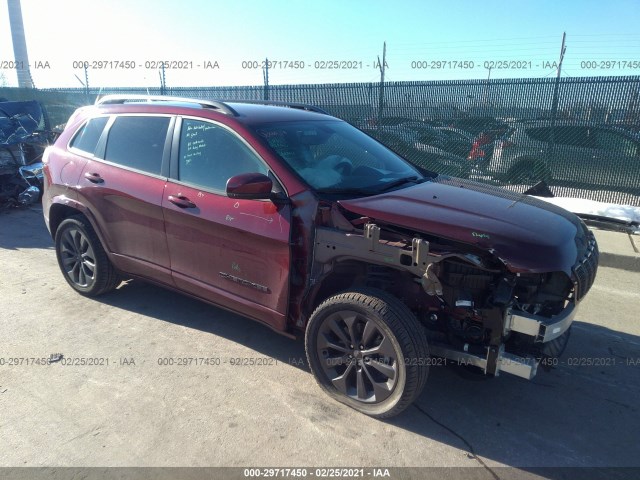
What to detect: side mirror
<box><xmin>226</xmin><ymin>173</ymin><xmax>273</xmax><ymax>200</ymax></box>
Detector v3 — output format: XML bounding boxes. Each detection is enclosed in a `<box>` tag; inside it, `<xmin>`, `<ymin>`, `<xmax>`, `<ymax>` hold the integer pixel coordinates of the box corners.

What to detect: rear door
<box><xmin>162</xmin><ymin>117</ymin><xmax>291</xmax><ymax>331</ymax></box>
<box><xmin>593</xmin><ymin>128</ymin><xmax>640</xmax><ymax>190</ymax></box>
<box><xmin>77</xmin><ymin>114</ymin><xmax>174</xmax><ymax>284</ymax></box>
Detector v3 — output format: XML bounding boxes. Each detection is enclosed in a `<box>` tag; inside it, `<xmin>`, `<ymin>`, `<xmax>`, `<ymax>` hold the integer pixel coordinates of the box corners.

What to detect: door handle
<box><xmin>168</xmin><ymin>195</ymin><xmax>196</xmax><ymax>209</ymax></box>
<box><xmin>84</xmin><ymin>172</ymin><xmax>104</xmax><ymax>184</ymax></box>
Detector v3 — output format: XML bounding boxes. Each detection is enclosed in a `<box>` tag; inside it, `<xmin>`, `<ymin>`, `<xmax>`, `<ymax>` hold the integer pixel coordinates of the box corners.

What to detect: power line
<box><xmin>393</xmin><ymin>35</ymin><xmax>558</xmax><ymax>46</ymax></box>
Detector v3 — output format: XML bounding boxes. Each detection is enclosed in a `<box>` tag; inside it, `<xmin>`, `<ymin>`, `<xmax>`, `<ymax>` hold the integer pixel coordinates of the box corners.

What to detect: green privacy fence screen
<box><xmin>3</xmin><ymin>75</ymin><xmax>639</xmax><ymax>206</ymax></box>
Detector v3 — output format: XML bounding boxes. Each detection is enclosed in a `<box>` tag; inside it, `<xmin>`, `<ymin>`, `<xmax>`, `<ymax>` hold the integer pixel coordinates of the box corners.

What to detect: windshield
<box><xmin>253</xmin><ymin>120</ymin><xmax>424</xmax><ymax>194</ymax></box>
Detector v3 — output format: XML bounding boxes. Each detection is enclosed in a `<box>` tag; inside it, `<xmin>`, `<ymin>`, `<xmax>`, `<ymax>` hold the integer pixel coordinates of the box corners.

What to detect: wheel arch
<box><xmin>49</xmin><ymin>202</ymin><xmax>86</xmax><ymax>238</ymax></box>
<box><xmin>301</xmin><ymin>259</ymin><xmax>420</xmax><ymax>331</ymax></box>
<box><xmin>48</xmin><ymin>201</ymin><xmax>111</xmax><ymax>256</ymax></box>
<box><xmin>303</xmin><ymin>259</ymin><xmax>369</xmax><ymax>326</ymax></box>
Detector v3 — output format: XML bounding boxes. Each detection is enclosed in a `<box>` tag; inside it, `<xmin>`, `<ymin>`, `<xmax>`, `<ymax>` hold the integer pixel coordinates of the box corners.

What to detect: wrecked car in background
<box><xmin>0</xmin><ymin>100</ymin><xmax>56</xmax><ymax>207</ymax></box>
<box><xmin>43</xmin><ymin>95</ymin><xmax>599</xmax><ymax>418</ymax></box>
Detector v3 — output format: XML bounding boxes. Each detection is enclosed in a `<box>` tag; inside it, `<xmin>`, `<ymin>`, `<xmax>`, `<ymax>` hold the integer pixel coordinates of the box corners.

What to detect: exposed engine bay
<box><xmin>310</xmin><ymin>204</ymin><xmax>598</xmax><ymax>379</ymax></box>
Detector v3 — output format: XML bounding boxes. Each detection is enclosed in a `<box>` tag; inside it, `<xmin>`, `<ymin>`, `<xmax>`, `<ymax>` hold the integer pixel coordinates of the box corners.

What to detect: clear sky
<box><xmin>0</xmin><ymin>0</ymin><xmax>639</xmax><ymax>89</ymax></box>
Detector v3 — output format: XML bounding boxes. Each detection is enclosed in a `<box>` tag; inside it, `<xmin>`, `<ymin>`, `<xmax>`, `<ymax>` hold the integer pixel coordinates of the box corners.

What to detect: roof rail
<box><xmin>226</xmin><ymin>100</ymin><xmax>329</xmax><ymax>115</ymax></box>
<box><xmin>94</xmin><ymin>94</ymin><xmax>239</xmax><ymax>116</ymax></box>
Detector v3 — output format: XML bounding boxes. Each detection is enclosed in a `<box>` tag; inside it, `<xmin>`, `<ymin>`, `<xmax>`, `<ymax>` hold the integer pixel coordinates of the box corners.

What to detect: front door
<box><xmin>162</xmin><ymin>118</ymin><xmax>291</xmax><ymax>331</ymax></box>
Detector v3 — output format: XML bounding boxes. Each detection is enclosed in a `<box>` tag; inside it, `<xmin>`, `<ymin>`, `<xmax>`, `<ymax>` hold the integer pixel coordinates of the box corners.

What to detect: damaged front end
<box><xmin>309</xmin><ymin>199</ymin><xmax>599</xmax><ymax>381</ymax></box>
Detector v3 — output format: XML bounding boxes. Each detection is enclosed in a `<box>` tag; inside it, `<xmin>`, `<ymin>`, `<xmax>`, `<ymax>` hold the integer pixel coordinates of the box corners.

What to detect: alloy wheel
<box><xmin>59</xmin><ymin>227</ymin><xmax>97</xmax><ymax>288</ymax></box>
<box><xmin>316</xmin><ymin>310</ymin><xmax>399</xmax><ymax>403</ymax></box>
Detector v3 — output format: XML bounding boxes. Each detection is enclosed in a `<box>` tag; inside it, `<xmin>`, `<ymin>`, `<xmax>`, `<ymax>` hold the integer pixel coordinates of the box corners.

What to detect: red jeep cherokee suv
<box><xmin>43</xmin><ymin>95</ymin><xmax>598</xmax><ymax>418</ymax></box>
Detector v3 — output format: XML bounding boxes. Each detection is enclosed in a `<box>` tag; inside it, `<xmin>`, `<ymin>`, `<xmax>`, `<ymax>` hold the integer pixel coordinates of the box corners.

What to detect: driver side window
<box><xmin>178</xmin><ymin>119</ymin><xmax>268</xmax><ymax>192</ymax></box>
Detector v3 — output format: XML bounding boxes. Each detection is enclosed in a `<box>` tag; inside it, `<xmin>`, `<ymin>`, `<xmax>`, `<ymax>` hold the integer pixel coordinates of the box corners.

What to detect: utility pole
<box><xmin>550</xmin><ymin>32</ymin><xmax>566</xmax><ymax>122</ymax></box>
<box><xmin>263</xmin><ymin>58</ymin><xmax>269</xmax><ymax>100</ymax></box>
<box><xmin>484</xmin><ymin>66</ymin><xmax>492</xmax><ymax>108</ymax></box>
<box><xmin>545</xmin><ymin>32</ymin><xmax>567</xmax><ymax>180</ymax></box>
<box><xmin>159</xmin><ymin>63</ymin><xmax>166</xmax><ymax>95</ymax></box>
<box><xmin>377</xmin><ymin>41</ymin><xmax>386</xmax><ymax>129</ymax></box>
<box><xmin>84</xmin><ymin>63</ymin><xmax>89</xmax><ymax>95</ymax></box>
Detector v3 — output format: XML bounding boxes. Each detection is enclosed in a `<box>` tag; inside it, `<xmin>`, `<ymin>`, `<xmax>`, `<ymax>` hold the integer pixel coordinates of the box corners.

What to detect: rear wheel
<box><xmin>54</xmin><ymin>215</ymin><xmax>120</xmax><ymax>296</ymax></box>
<box><xmin>305</xmin><ymin>288</ymin><xmax>429</xmax><ymax>418</ymax></box>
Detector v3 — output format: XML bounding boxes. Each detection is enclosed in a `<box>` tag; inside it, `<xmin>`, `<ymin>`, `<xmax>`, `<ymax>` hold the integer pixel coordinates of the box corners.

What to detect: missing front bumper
<box><xmin>507</xmin><ymin>302</ymin><xmax>577</xmax><ymax>342</ymax></box>
<box><xmin>429</xmin><ymin>343</ymin><xmax>539</xmax><ymax>380</ymax></box>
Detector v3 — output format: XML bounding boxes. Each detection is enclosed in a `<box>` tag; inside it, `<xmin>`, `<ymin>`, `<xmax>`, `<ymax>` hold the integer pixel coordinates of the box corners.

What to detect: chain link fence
<box><xmin>2</xmin><ymin>75</ymin><xmax>639</xmax><ymax>205</ymax></box>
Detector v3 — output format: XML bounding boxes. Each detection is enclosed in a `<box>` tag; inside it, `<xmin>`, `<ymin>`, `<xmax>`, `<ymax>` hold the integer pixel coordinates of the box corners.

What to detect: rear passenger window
<box><xmin>526</xmin><ymin>126</ymin><xmax>595</xmax><ymax>149</ymax></box>
<box><xmin>69</xmin><ymin>117</ymin><xmax>109</xmax><ymax>155</ymax></box>
<box><xmin>104</xmin><ymin>116</ymin><xmax>170</xmax><ymax>175</ymax></box>
<box><xmin>555</xmin><ymin>127</ymin><xmax>594</xmax><ymax>148</ymax></box>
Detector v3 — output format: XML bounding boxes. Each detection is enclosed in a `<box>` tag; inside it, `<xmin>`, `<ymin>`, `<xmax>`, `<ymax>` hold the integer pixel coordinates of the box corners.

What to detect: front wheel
<box><xmin>54</xmin><ymin>215</ymin><xmax>120</xmax><ymax>296</ymax></box>
<box><xmin>305</xmin><ymin>288</ymin><xmax>429</xmax><ymax>418</ymax></box>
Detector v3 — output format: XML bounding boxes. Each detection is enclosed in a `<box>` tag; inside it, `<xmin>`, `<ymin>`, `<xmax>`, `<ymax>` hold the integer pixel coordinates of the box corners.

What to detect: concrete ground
<box><xmin>592</xmin><ymin>227</ymin><xmax>640</xmax><ymax>272</ymax></box>
<box><xmin>1</xmin><ymin>206</ymin><xmax>639</xmax><ymax>479</ymax></box>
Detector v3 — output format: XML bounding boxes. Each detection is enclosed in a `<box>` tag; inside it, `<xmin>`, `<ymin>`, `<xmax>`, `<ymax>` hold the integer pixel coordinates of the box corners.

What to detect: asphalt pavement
<box><xmin>0</xmin><ymin>206</ymin><xmax>639</xmax><ymax>480</ymax></box>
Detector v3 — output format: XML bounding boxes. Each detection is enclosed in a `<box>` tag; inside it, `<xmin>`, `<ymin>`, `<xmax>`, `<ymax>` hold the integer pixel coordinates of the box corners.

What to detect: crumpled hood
<box><xmin>339</xmin><ymin>177</ymin><xmax>583</xmax><ymax>273</ymax></box>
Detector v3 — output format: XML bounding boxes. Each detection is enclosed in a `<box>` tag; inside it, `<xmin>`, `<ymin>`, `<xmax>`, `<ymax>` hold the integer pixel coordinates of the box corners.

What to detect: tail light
<box><xmin>467</xmin><ymin>146</ymin><xmax>485</xmax><ymax>160</ymax></box>
<box><xmin>468</xmin><ymin>137</ymin><xmax>488</xmax><ymax>160</ymax></box>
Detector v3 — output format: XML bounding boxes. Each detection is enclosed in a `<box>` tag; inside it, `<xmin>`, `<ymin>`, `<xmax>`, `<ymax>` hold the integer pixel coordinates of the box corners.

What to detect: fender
<box><xmin>47</xmin><ymin>194</ymin><xmax>112</xmax><ymax>259</ymax></box>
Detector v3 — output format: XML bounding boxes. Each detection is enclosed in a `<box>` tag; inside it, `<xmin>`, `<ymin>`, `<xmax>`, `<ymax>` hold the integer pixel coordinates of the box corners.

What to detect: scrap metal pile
<box><xmin>0</xmin><ymin>100</ymin><xmax>57</xmax><ymax>207</ymax></box>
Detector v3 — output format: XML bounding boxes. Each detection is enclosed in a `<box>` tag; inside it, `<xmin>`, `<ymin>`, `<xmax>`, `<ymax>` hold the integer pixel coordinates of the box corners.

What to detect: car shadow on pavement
<box><xmin>98</xmin><ymin>279</ymin><xmax>310</xmax><ymax>371</ymax></box>
<box><xmin>388</xmin><ymin>321</ymin><xmax>640</xmax><ymax>474</ymax></box>
<box><xmin>98</xmin><ymin>278</ymin><xmax>640</xmax><ymax>473</ymax></box>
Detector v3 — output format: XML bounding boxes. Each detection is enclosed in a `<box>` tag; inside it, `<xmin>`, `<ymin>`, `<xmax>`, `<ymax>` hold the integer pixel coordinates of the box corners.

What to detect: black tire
<box><xmin>541</xmin><ymin>327</ymin><xmax>571</xmax><ymax>358</ymax></box>
<box><xmin>54</xmin><ymin>215</ymin><xmax>120</xmax><ymax>296</ymax></box>
<box><xmin>305</xmin><ymin>288</ymin><xmax>429</xmax><ymax>418</ymax></box>
<box><xmin>507</xmin><ymin>159</ymin><xmax>551</xmax><ymax>184</ymax></box>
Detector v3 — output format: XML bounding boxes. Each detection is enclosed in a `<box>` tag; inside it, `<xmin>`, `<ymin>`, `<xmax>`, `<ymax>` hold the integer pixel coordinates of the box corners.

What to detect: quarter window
<box><xmin>69</xmin><ymin>116</ymin><xmax>109</xmax><ymax>155</ymax></box>
<box><xmin>178</xmin><ymin>119</ymin><xmax>267</xmax><ymax>192</ymax></box>
<box><xmin>555</xmin><ymin>127</ymin><xmax>594</xmax><ymax>148</ymax></box>
<box><xmin>104</xmin><ymin>116</ymin><xmax>170</xmax><ymax>175</ymax></box>
<box><xmin>526</xmin><ymin>127</ymin><xmax>595</xmax><ymax>149</ymax></box>
<box><xmin>525</xmin><ymin>127</ymin><xmax>550</xmax><ymax>143</ymax></box>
